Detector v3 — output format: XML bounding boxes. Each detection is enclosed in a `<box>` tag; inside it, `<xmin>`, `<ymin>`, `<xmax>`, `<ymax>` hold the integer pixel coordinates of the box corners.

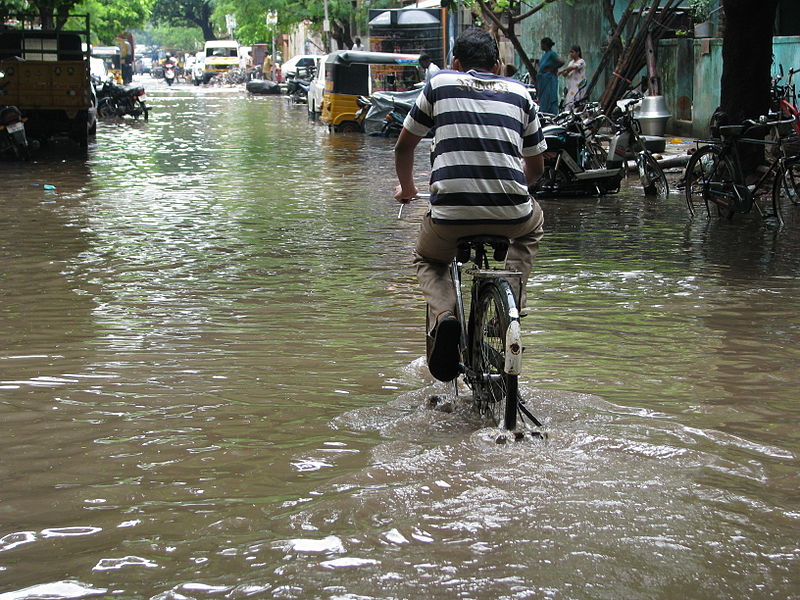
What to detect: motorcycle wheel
<box><xmin>132</xmin><ymin>99</ymin><xmax>149</xmax><ymax>121</ymax></box>
<box><xmin>98</xmin><ymin>98</ymin><xmax>117</xmax><ymax>119</ymax></box>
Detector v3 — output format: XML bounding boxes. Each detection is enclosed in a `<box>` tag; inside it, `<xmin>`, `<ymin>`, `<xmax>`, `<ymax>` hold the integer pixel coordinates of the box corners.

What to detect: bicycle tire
<box><xmin>772</xmin><ymin>157</ymin><xmax>800</xmax><ymax>224</ymax></box>
<box><xmin>585</xmin><ymin>139</ymin><xmax>608</xmax><ymax>169</ymax></box>
<box><xmin>469</xmin><ymin>278</ymin><xmax>519</xmax><ymax>430</ymax></box>
<box><xmin>684</xmin><ymin>145</ymin><xmax>736</xmax><ymax>218</ymax></box>
<box><xmin>640</xmin><ymin>152</ymin><xmax>669</xmax><ymax>198</ymax></box>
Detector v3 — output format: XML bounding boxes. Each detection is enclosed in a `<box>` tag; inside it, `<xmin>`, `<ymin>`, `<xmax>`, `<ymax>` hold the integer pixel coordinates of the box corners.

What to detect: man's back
<box><xmin>403</xmin><ymin>69</ymin><xmax>544</xmax><ymax>225</ymax></box>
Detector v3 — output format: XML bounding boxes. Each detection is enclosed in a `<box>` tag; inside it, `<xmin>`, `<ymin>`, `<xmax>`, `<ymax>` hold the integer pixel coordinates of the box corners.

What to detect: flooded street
<box><xmin>1</xmin><ymin>79</ymin><xmax>799</xmax><ymax>599</ymax></box>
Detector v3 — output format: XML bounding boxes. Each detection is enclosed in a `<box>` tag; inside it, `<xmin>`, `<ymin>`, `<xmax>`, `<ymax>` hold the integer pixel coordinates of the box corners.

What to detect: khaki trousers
<box><xmin>414</xmin><ymin>201</ymin><xmax>545</xmax><ymax>321</ymax></box>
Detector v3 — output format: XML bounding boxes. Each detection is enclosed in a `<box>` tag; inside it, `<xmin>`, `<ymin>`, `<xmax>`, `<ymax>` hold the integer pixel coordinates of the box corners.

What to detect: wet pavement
<box><xmin>0</xmin><ymin>76</ymin><xmax>799</xmax><ymax>599</ymax></box>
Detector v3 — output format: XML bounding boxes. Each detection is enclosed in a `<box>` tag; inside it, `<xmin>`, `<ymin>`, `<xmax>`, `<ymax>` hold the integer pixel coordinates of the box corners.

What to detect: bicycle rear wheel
<box><xmin>772</xmin><ymin>157</ymin><xmax>800</xmax><ymax>225</ymax></box>
<box><xmin>684</xmin><ymin>145</ymin><xmax>736</xmax><ymax>217</ymax></box>
<box><xmin>469</xmin><ymin>278</ymin><xmax>518</xmax><ymax>429</ymax></box>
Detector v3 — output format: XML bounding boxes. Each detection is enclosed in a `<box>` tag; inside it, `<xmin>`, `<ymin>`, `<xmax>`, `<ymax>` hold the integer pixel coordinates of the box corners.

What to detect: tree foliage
<box><xmin>1</xmin><ymin>0</ymin><xmax>152</xmax><ymax>42</ymax></box>
<box><xmin>76</xmin><ymin>0</ymin><xmax>154</xmax><ymax>44</ymax></box>
<box><xmin>133</xmin><ymin>21</ymin><xmax>205</xmax><ymax>50</ymax></box>
<box><xmin>151</xmin><ymin>0</ymin><xmax>216</xmax><ymax>41</ymax></box>
<box><xmin>468</xmin><ymin>0</ymin><xmax>561</xmax><ymax>76</ymax></box>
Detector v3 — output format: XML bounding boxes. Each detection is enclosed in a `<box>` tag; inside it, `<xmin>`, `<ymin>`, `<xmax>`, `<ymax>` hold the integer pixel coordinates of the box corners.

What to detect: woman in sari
<box><xmin>535</xmin><ymin>37</ymin><xmax>562</xmax><ymax>115</ymax></box>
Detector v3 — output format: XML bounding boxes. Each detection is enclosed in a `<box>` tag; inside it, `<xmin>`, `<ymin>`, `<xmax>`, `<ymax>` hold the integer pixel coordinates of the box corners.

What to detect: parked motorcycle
<box><xmin>532</xmin><ymin>105</ymin><xmax>623</xmax><ymax>197</ymax></box>
<box><xmin>163</xmin><ymin>62</ymin><xmax>176</xmax><ymax>86</ymax></box>
<box><xmin>361</xmin><ymin>89</ymin><xmax>420</xmax><ymax>137</ymax></box>
<box><xmin>286</xmin><ymin>66</ymin><xmax>314</xmax><ymax>104</ymax></box>
<box><xmin>97</xmin><ymin>81</ymin><xmax>149</xmax><ymax>121</ymax></box>
<box><xmin>606</xmin><ymin>92</ymin><xmax>669</xmax><ymax>198</ymax></box>
<box><xmin>0</xmin><ymin>105</ymin><xmax>30</xmax><ymax>160</ymax></box>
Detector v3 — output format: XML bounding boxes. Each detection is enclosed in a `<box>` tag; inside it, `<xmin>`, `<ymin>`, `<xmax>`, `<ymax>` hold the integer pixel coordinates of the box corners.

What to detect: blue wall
<box><xmin>519</xmin><ymin>1</ymin><xmax>800</xmax><ymax>137</ymax></box>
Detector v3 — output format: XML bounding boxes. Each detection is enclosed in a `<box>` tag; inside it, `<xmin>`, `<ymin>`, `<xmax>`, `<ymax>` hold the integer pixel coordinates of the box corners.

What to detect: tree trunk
<box><xmin>719</xmin><ymin>0</ymin><xmax>777</xmax><ymax>123</ymax></box>
<box><xmin>720</xmin><ymin>0</ymin><xmax>778</xmax><ymax>171</ymax></box>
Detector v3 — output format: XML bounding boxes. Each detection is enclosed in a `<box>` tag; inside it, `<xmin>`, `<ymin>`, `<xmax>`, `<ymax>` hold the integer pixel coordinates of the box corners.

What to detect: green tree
<box><xmin>151</xmin><ymin>0</ymin><xmax>216</xmax><ymax>41</ymax></box>
<box><xmin>470</xmin><ymin>0</ymin><xmax>560</xmax><ymax>77</ymax></box>
<box><xmin>133</xmin><ymin>22</ymin><xmax>205</xmax><ymax>50</ymax></box>
<box><xmin>76</xmin><ymin>0</ymin><xmax>155</xmax><ymax>44</ymax></box>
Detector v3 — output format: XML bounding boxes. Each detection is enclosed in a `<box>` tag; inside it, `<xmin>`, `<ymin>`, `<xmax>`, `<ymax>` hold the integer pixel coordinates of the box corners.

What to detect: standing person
<box><xmin>262</xmin><ymin>53</ymin><xmax>273</xmax><ymax>80</ymax></box>
<box><xmin>419</xmin><ymin>54</ymin><xmax>441</xmax><ymax>83</ymax></box>
<box><xmin>559</xmin><ymin>45</ymin><xmax>587</xmax><ymax>110</ymax></box>
<box><xmin>352</xmin><ymin>37</ymin><xmax>365</xmax><ymax>51</ymax></box>
<box><xmin>535</xmin><ymin>37</ymin><xmax>563</xmax><ymax>114</ymax></box>
<box><xmin>394</xmin><ymin>27</ymin><xmax>546</xmax><ymax>382</ymax></box>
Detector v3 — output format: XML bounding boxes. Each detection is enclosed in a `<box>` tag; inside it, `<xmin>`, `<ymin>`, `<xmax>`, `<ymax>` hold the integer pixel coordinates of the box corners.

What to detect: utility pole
<box><xmin>324</xmin><ymin>0</ymin><xmax>331</xmax><ymax>51</ymax></box>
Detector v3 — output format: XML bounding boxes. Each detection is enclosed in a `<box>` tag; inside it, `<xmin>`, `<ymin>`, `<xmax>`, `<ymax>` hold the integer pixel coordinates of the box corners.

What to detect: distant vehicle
<box><xmin>307</xmin><ymin>54</ymin><xmax>330</xmax><ymax>116</ymax></box>
<box><xmin>192</xmin><ymin>53</ymin><xmax>205</xmax><ymax>86</ymax></box>
<box><xmin>203</xmin><ymin>40</ymin><xmax>239</xmax><ymax>84</ymax></box>
<box><xmin>281</xmin><ymin>55</ymin><xmax>319</xmax><ymax>81</ymax></box>
<box><xmin>320</xmin><ymin>51</ymin><xmax>421</xmax><ymax>133</ymax></box>
<box><xmin>163</xmin><ymin>61</ymin><xmax>176</xmax><ymax>86</ymax></box>
<box><xmin>92</xmin><ymin>45</ymin><xmax>122</xmax><ymax>83</ymax></box>
<box><xmin>137</xmin><ymin>56</ymin><xmax>153</xmax><ymax>74</ymax></box>
<box><xmin>90</xmin><ymin>56</ymin><xmax>108</xmax><ymax>85</ymax></box>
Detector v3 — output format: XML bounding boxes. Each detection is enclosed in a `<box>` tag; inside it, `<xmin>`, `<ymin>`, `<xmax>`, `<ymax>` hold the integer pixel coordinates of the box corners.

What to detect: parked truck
<box><xmin>0</xmin><ymin>14</ymin><xmax>96</xmax><ymax>150</ymax></box>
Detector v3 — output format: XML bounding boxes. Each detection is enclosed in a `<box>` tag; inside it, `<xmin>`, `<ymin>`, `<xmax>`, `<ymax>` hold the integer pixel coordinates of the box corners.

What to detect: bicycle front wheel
<box><xmin>684</xmin><ymin>145</ymin><xmax>735</xmax><ymax>218</ymax></box>
<box><xmin>773</xmin><ymin>157</ymin><xmax>800</xmax><ymax>225</ymax></box>
<box><xmin>640</xmin><ymin>152</ymin><xmax>669</xmax><ymax>198</ymax></box>
<box><xmin>469</xmin><ymin>278</ymin><xmax>519</xmax><ymax>430</ymax></box>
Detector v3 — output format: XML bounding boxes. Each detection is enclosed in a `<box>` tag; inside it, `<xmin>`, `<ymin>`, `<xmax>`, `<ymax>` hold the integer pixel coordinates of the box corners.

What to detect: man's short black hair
<box><xmin>452</xmin><ymin>27</ymin><xmax>499</xmax><ymax>72</ymax></box>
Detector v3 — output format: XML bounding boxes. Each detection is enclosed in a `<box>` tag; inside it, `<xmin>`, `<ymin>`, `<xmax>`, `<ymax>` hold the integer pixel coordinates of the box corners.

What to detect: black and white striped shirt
<box><xmin>403</xmin><ymin>69</ymin><xmax>546</xmax><ymax>225</ymax></box>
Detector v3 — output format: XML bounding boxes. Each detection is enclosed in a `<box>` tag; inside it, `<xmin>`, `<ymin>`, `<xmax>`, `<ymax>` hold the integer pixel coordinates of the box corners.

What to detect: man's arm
<box><xmin>524</xmin><ymin>154</ymin><xmax>544</xmax><ymax>186</ymax></box>
<box><xmin>394</xmin><ymin>128</ymin><xmax>424</xmax><ymax>201</ymax></box>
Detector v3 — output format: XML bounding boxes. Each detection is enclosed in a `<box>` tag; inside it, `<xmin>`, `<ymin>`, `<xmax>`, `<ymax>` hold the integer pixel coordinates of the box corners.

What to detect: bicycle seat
<box><xmin>457</xmin><ymin>235</ymin><xmax>510</xmax><ymax>263</ymax></box>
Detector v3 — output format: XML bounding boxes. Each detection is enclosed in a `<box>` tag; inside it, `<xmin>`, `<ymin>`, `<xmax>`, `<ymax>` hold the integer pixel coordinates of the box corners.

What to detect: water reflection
<box><xmin>0</xmin><ymin>80</ymin><xmax>798</xmax><ymax>598</ymax></box>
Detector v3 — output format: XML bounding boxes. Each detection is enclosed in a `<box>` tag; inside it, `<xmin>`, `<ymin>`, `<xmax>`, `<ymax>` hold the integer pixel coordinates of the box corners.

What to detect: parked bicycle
<box><xmin>684</xmin><ymin>116</ymin><xmax>800</xmax><ymax>225</ymax></box>
<box><xmin>434</xmin><ymin>234</ymin><xmax>544</xmax><ymax>434</ymax></box>
<box><xmin>606</xmin><ymin>92</ymin><xmax>669</xmax><ymax>198</ymax></box>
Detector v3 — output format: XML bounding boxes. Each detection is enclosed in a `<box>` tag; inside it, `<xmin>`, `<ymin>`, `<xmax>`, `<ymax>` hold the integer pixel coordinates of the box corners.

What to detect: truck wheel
<box><xmin>72</xmin><ymin>110</ymin><xmax>89</xmax><ymax>151</ymax></box>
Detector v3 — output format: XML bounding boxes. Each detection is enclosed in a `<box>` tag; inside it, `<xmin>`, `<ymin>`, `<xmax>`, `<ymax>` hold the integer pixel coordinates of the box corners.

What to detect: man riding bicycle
<box><xmin>394</xmin><ymin>27</ymin><xmax>546</xmax><ymax>383</ymax></box>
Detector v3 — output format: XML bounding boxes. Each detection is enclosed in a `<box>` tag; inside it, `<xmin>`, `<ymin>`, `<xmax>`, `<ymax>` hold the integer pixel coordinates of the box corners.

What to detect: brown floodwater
<box><xmin>1</xmin><ymin>78</ymin><xmax>799</xmax><ymax>599</ymax></box>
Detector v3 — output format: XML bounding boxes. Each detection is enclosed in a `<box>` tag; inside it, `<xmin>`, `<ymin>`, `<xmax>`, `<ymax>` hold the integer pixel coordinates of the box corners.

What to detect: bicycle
<box><xmin>684</xmin><ymin>116</ymin><xmax>800</xmax><ymax>225</ymax></box>
<box><xmin>432</xmin><ymin>235</ymin><xmax>544</xmax><ymax>433</ymax></box>
<box><xmin>606</xmin><ymin>93</ymin><xmax>669</xmax><ymax>198</ymax></box>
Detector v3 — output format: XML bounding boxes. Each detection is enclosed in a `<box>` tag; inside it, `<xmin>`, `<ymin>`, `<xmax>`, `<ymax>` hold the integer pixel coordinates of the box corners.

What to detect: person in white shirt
<box><xmin>352</xmin><ymin>37</ymin><xmax>365</xmax><ymax>51</ymax></box>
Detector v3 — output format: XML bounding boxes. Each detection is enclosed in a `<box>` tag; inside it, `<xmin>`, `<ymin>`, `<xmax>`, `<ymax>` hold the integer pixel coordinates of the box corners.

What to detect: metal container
<box><xmin>635</xmin><ymin>95</ymin><xmax>671</xmax><ymax>137</ymax></box>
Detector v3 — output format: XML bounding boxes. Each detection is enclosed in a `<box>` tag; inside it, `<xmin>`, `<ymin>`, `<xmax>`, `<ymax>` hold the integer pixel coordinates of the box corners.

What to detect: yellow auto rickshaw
<box><xmin>320</xmin><ymin>51</ymin><xmax>421</xmax><ymax>133</ymax></box>
<box><xmin>91</xmin><ymin>45</ymin><xmax>122</xmax><ymax>83</ymax></box>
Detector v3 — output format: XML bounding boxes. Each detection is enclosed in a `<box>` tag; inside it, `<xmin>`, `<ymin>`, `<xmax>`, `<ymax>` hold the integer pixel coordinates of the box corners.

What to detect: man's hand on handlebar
<box><xmin>394</xmin><ymin>183</ymin><xmax>418</xmax><ymax>203</ymax></box>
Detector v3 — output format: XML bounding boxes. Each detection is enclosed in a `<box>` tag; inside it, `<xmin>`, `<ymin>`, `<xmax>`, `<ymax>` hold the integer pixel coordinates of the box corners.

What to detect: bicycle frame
<box><xmin>702</xmin><ymin>129</ymin><xmax>784</xmax><ymax>215</ymax></box>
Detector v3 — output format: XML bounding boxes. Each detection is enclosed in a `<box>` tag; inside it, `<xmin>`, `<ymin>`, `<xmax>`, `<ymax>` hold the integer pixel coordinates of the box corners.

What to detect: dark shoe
<box><xmin>428</xmin><ymin>312</ymin><xmax>461</xmax><ymax>382</ymax></box>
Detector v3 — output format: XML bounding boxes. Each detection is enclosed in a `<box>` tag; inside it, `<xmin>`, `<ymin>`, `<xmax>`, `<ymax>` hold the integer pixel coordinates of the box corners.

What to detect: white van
<box><xmin>203</xmin><ymin>40</ymin><xmax>239</xmax><ymax>83</ymax></box>
<box><xmin>308</xmin><ymin>54</ymin><xmax>330</xmax><ymax>116</ymax></box>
